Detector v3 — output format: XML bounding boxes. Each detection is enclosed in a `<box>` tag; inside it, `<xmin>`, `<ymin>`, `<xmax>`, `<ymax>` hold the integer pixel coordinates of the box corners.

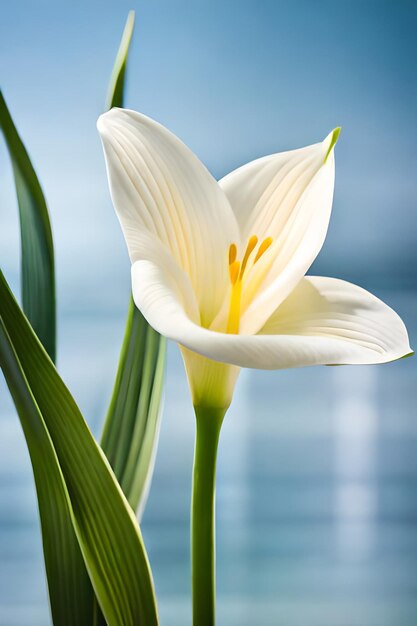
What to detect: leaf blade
<box><xmin>0</xmin><ymin>271</ymin><xmax>159</xmax><ymax>626</ymax></box>
<box><xmin>0</xmin><ymin>318</ymin><xmax>94</xmax><ymax>625</ymax></box>
<box><xmin>0</xmin><ymin>93</ymin><xmax>93</xmax><ymax>624</ymax></box>
<box><xmin>101</xmin><ymin>299</ymin><xmax>166</xmax><ymax>512</ymax></box>
<box><xmin>0</xmin><ymin>91</ymin><xmax>56</xmax><ymax>361</ymax></box>
<box><xmin>106</xmin><ymin>10</ymin><xmax>135</xmax><ymax>110</ymax></box>
<box><xmin>100</xmin><ymin>9</ymin><xmax>167</xmax><ymax>516</ymax></box>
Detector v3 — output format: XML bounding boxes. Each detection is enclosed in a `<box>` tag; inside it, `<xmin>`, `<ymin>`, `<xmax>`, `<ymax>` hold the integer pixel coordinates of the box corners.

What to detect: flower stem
<box><xmin>191</xmin><ymin>405</ymin><xmax>226</xmax><ymax>626</ymax></box>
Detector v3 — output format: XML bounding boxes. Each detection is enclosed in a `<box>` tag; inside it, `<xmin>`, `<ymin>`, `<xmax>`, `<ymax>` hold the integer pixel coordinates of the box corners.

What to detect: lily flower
<box><xmin>97</xmin><ymin>108</ymin><xmax>411</xmax><ymax>410</ymax></box>
<box><xmin>98</xmin><ymin>107</ymin><xmax>411</xmax><ymax>626</ymax></box>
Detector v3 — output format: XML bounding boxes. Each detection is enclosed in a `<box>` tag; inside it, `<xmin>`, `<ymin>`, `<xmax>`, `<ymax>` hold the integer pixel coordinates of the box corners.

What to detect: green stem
<box><xmin>191</xmin><ymin>405</ymin><xmax>226</xmax><ymax>626</ymax></box>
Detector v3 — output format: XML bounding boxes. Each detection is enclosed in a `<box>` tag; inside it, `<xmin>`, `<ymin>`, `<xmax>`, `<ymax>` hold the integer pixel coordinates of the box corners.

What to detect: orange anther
<box><xmin>228</xmin><ymin>243</ymin><xmax>237</xmax><ymax>265</ymax></box>
<box><xmin>240</xmin><ymin>235</ymin><xmax>258</xmax><ymax>278</ymax></box>
<box><xmin>254</xmin><ymin>237</ymin><xmax>273</xmax><ymax>263</ymax></box>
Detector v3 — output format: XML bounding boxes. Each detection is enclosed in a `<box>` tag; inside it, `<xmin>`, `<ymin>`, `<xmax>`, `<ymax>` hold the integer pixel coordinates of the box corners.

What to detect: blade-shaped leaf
<box><xmin>0</xmin><ymin>93</ymin><xmax>93</xmax><ymax>624</ymax></box>
<box><xmin>96</xmin><ymin>13</ymin><xmax>166</xmax><ymax>623</ymax></box>
<box><xmin>0</xmin><ymin>319</ymin><xmax>94</xmax><ymax>624</ymax></box>
<box><xmin>0</xmin><ymin>271</ymin><xmax>159</xmax><ymax>626</ymax></box>
<box><xmin>106</xmin><ymin>10</ymin><xmax>135</xmax><ymax>110</ymax></box>
<box><xmin>100</xmin><ymin>8</ymin><xmax>166</xmax><ymax>516</ymax></box>
<box><xmin>101</xmin><ymin>298</ymin><xmax>166</xmax><ymax>513</ymax></box>
<box><xmin>0</xmin><ymin>91</ymin><xmax>56</xmax><ymax>361</ymax></box>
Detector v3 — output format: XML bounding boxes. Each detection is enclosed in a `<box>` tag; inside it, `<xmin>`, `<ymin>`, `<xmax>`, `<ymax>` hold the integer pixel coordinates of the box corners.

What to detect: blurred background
<box><xmin>0</xmin><ymin>1</ymin><xmax>416</xmax><ymax>624</ymax></box>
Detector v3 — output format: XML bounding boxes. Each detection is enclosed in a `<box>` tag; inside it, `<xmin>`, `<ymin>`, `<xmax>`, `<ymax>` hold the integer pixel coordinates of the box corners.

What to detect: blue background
<box><xmin>0</xmin><ymin>1</ymin><xmax>416</xmax><ymax>624</ymax></box>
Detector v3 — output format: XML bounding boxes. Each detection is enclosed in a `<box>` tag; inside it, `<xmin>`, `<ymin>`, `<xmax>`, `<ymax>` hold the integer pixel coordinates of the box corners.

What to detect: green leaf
<box><xmin>100</xmin><ymin>8</ymin><xmax>166</xmax><ymax>515</ymax></box>
<box><xmin>101</xmin><ymin>298</ymin><xmax>166</xmax><ymax>512</ymax></box>
<box><xmin>0</xmin><ymin>271</ymin><xmax>159</xmax><ymax>626</ymax></box>
<box><xmin>106</xmin><ymin>10</ymin><xmax>135</xmax><ymax>110</ymax></box>
<box><xmin>0</xmin><ymin>93</ymin><xmax>91</xmax><ymax>624</ymax></box>
<box><xmin>0</xmin><ymin>319</ymin><xmax>94</xmax><ymax>625</ymax></box>
<box><xmin>95</xmin><ymin>13</ymin><xmax>166</xmax><ymax>623</ymax></box>
<box><xmin>0</xmin><ymin>91</ymin><xmax>56</xmax><ymax>361</ymax></box>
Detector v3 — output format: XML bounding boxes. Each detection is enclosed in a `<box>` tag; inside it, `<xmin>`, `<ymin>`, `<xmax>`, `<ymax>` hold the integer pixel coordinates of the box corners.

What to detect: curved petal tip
<box><xmin>324</xmin><ymin>126</ymin><xmax>341</xmax><ymax>163</ymax></box>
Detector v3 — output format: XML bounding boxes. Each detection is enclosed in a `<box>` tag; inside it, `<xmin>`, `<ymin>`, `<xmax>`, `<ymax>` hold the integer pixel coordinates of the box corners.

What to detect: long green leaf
<box><xmin>100</xmin><ymin>9</ymin><xmax>166</xmax><ymax>515</ymax></box>
<box><xmin>0</xmin><ymin>91</ymin><xmax>56</xmax><ymax>361</ymax></box>
<box><xmin>0</xmin><ymin>93</ymin><xmax>93</xmax><ymax>623</ymax></box>
<box><xmin>101</xmin><ymin>299</ymin><xmax>166</xmax><ymax>512</ymax></box>
<box><xmin>0</xmin><ymin>271</ymin><xmax>159</xmax><ymax>626</ymax></box>
<box><xmin>96</xmin><ymin>13</ymin><xmax>167</xmax><ymax>624</ymax></box>
<box><xmin>0</xmin><ymin>319</ymin><xmax>94</xmax><ymax>624</ymax></box>
<box><xmin>106</xmin><ymin>10</ymin><xmax>135</xmax><ymax>110</ymax></box>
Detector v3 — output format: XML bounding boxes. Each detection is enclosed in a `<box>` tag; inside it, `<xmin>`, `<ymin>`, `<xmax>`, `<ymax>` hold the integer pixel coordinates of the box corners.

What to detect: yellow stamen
<box><xmin>240</xmin><ymin>235</ymin><xmax>258</xmax><ymax>279</ymax></box>
<box><xmin>227</xmin><ymin>280</ymin><xmax>242</xmax><ymax>334</ymax></box>
<box><xmin>228</xmin><ymin>243</ymin><xmax>237</xmax><ymax>265</ymax></box>
<box><xmin>229</xmin><ymin>260</ymin><xmax>240</xmax><ymax>285</ymax></box>
<box><xmin>254</xmin><ymin>236</ymin><xmax>273</xmax><ymax>263</ymax></box>
<box><xmin>226</xmin><ymin>235</ymin><xmax>273</xmax><ymax>334</ymax></box>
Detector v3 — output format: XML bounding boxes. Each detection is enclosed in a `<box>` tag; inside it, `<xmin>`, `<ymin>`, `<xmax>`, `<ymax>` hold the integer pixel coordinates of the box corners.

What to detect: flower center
<box><xmin>227</xmin><ymin>235</ymin><xmax>273</xmax><ymax>334</ymax></box>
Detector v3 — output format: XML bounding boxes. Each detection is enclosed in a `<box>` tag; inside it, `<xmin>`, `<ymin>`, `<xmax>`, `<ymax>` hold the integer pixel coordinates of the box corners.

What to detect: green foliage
<box><xmin>100</xmin><ymin>9</ymin><xmax>166</xmax><ymax>515</ymax></box>
<box><xmin>101</xmin><ymin>298</ymin><xmax>166</xmax><ymax>512</ymax></box>
<box><xmin>106</xmin><ymin>10</ymin><xmax>135</xmax><ymax>110</ymax></box>
<box><xmin>0</xmin><ymin>317</ymin><xmax>93</xmax><ymax>625</ymax></box>
<box><xmin>0</xmin><ymin>10</ymin><xmax>166</xmax><ymax>625</ymax></box>
<box><xmin>0</xmin><ymin>272</ymin><xmax>159</xmax><ymax>626</ymax></box>
<box><xmin>0</xmin><ymin>91</ymin><xmax>89</xmax><ymax>623</ymax></box>
<box><xmin>0</xmin><ymin>91</ymin><xmax>56</xmax><ymax>361</ymax></box>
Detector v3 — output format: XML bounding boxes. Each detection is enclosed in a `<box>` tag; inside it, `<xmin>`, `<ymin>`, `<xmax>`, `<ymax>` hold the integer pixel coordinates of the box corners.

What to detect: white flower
<box><xmin>98</xmin><ymin>108</ymin><xmax>411</xmax><ymax>409</ymax></box>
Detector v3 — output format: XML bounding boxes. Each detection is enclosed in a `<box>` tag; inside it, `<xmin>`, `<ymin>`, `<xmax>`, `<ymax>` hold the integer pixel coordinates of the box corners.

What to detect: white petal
<box><xmin>258</xmin><ymin>276</ymin><xmax>412</xmax><ymax>366</ymax></box>
<box><xmin>219</xmin><ymin>130</ymin><xmax>339</xmax><ymax>334</ymax></box>
<box><xmin>98</xmin><ymin>108</ymin><xmax>239</xmax><ymax>326</ymax></box>
<box><xmin>131</xmin><ymin>233</ymin><xmax>200</xmax><ymax>327</ymax></box>
<box><xmin>132</xmin><ymin>261</ymin><xmax>411</xmax><ymax>370</ymax></box>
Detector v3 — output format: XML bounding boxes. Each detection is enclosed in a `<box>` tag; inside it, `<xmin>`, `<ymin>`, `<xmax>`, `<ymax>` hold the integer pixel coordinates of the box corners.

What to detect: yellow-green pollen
<box><xmin>227</xmin><ymin>235</ymin><xmax>273</xmax><ymax>334</ymax></box>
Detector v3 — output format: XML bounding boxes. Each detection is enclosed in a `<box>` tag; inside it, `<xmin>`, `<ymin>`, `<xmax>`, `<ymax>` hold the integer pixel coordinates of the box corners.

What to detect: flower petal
<box><xmin>258</xmin><ymin>276</ymin><xmax>412</xmax><ymax>366</ymax></box>
<box><xmin>131</xmin><ymin>233</ymin><xmax>200</xmax><ymax>327</ymax></box>
<box><xmin>98</xmin><ymin>108</ymin><xmax>239</xmax><ymax>326</ymax></box>
<box><xmin>219</xmin><ymin>130</ymin><xmax>339</xmax><ymax>334</ymax></box>
<box><xmin>132</xmin><ymin>261</ymin><xmax>411</xmax><ymax>370</ymax></box>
